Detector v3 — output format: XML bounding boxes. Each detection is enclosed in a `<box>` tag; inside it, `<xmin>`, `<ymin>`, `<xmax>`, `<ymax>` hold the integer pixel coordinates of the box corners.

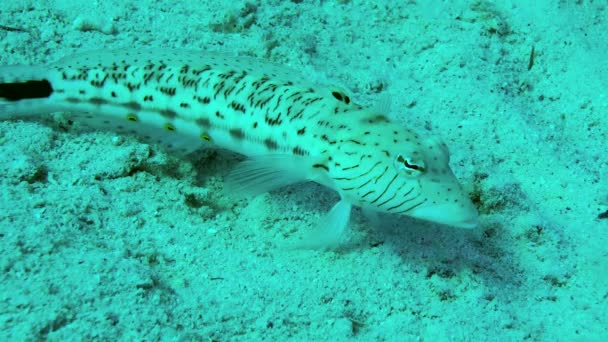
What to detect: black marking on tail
<box><xmin>0</xmin><ymin>79</ymin><xmax>53</xmax><ymax>101</ymax></box>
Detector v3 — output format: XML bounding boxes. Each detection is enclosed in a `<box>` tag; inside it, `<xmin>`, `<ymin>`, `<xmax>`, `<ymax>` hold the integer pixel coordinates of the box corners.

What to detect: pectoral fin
<box><xmin>293</xmin><ymin>199</ymin><xmax>352</xmax><ymax>250</ymax></box>
<box><xmin>224</xmin><ymin>154</ymin><xmax>315</xmax><ymax>198</ymax></box>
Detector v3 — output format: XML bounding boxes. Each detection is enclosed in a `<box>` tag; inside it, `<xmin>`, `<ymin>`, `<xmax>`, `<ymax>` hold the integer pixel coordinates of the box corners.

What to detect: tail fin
<box><xmin>0</xmin><ymin>65</ymin><xmax>63</xmax><ymax>117</ymax></box>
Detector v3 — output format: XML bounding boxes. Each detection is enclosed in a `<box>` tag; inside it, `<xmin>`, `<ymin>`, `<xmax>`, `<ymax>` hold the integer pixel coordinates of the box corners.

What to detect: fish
<box><xmin>0</xmin><ymin>49</ymin><xmax>478</xmax><ymax>247</ymax></box>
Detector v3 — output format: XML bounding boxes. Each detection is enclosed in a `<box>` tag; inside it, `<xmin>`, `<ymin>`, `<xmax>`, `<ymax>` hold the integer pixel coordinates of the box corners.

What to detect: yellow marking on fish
<box><xmin>200</xmin><ymin>133</ymin><xmax>212</xmax><ymax>142</ymax></box>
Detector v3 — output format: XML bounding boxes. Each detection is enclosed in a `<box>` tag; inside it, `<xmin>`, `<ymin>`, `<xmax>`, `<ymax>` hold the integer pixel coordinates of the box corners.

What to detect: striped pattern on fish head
<box><xmin>325</xmin><ymin>111</ymin><xmax>478</xmax><ymax>229</ymax></box>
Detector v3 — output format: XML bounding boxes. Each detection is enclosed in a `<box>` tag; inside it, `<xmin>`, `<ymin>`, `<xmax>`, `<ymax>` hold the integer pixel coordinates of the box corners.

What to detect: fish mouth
<box><xmin>407</xmin><ymin>201</ymin><xmax>479</xmax><ymax>229</ymax></box>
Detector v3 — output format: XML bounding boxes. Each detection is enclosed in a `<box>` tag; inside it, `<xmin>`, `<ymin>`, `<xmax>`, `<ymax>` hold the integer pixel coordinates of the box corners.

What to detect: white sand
<box><xmin>1</xmin><ymin>0</ymin><xmax>606</xmax><ymax>340</ymax></box>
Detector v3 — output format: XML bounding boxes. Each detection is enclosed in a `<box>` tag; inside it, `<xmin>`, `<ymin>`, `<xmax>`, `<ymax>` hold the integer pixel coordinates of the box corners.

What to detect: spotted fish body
<box><xmin>0</xmin><ymin>49</ymin><xmax>478</xmax><ymax>244</ymax></box>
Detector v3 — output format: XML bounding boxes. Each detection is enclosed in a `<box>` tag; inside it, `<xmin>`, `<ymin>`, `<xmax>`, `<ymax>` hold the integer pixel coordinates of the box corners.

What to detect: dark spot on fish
<box><xmin>313</xmin><ymin>163</ymin><xmax>329</xmax><ymax>172</ymax></box>
<box><xmin>265</xmin><ymin>112</ymin><xmax>282</xmax><ymax>126</ymax></box>
<box><xmin>144</xmin><ymin>72</ymin><xmax>155</xmax><ymax>83</ymax></box>
<box><xmin>160</xmin><ymin>109</ymin><xmax>177</xmax><ymax>119</ymax></box>
<box><xmin>293</xmin><ymin>146</ymin><xmax>308</xmax><ymax>156</ymax></box>
<box><xmin>160</xmin><ymin>87</ymin><xmax>176</xmax><ymax>96</ymax></box>
<box><xmin>90</xmin><ymin>97</ymin><xmax>108</xmax><ymax>105</ymax></box>
<box><xmin>124</xmin><ymin>101</ymin><xmax>142</xmax><ymax>110</ymax></box>
<box><xmin>230</xmin><ymin>101</ymin><xmax>246</xmax><ymax>113</ymax></box>
<box><xmin>264</xmin><ymin>138</ymin><xmax>278</xmax><ymax>150</ymax></box>
<box><xmin>332</xmin><ymin>91</ymin><xmax>351</xmax><ymax>105</ymax></box>
<box><xmin>196</xmin><ymin>117</ymin><xmax>211</xmax><ymax>128</ymax></box>
<box><xmin>229</xmin><ymin>128</ymin><xmax>245</xmax><ymax>140</ymax></box>
<box><xmin>216</xmin><ymin>111</ymin><xmax>225</xmax><ymax>119</ymax></box>
<box><xmin>297</xmin><ymin>127</ymin><xmax>306</xmax><ymax>135</ymax></box>
<box><xmin>366</xmin><ymin>115</ymin><xmax>389</xmax><ymax>124</ymax></box>
<box><xmin>321</xmin><ymin>134</ymin><xmax>337</xmax><ymax>145</ymax></box>
<box><xmin>126</xmin><ymin>83</ymin><xmax>140</xmax><ymax>91</ymax></box>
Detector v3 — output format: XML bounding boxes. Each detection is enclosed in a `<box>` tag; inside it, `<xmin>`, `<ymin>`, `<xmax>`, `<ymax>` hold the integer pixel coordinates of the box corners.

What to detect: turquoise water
<box><xmin>0</xmin><ymin>1</ymin><xmax>606</xmax><ymax>340</ymax></box>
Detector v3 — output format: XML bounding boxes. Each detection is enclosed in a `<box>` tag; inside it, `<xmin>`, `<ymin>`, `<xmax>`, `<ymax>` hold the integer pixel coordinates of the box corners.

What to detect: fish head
<box><xmin>331</xmin><ymin>116</ymin><xmax>478</xmax><ymax>229</ymax></box>
<box><xmin>393</xmin><ymin>134</ymin><xmax>479</xmax><ymax>228</ymax></box>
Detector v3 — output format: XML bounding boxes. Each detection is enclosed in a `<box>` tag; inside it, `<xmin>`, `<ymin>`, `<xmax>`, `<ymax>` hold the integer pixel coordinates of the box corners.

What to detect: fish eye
<box><xmin>394</xmin><ymin>154</ymin><xmax>426</xmax><ymax>176</ymax></box>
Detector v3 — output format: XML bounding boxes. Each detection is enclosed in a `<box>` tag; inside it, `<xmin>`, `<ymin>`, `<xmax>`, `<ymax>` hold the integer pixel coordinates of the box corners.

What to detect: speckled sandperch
<box><xmin>0</xmin><ymin>49</ymin><xmax>478</xmax><ymax>246</ymax></box>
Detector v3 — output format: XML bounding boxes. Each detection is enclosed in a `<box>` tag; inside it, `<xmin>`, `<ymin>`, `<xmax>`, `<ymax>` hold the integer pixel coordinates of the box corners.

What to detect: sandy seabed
<box><xmin>0</xmin><ymin>1</ymin><xmax>606</xmax><ymax>340</ymax></box>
